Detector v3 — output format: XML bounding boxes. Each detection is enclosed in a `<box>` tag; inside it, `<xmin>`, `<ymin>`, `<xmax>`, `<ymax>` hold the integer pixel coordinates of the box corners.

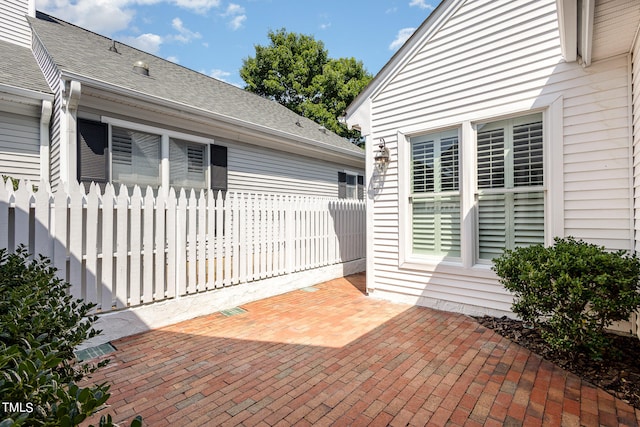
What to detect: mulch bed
<box><xmin>475</xmin><ymin>316</ymin><xmax>640</xmax><ymax>410</ymax></box>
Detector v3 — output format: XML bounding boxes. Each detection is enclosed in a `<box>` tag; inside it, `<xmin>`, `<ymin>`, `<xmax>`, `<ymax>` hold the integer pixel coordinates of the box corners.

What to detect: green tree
<box><xmin>241</xmin><ymin>28</ymin><xmax>372</xmax><ymax>142</ymax></box>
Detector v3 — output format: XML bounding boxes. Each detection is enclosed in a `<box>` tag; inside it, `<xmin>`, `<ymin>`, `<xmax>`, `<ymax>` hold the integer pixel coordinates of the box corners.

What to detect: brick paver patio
<box><xmin>84</xmin><ymin>273</ymin><xmax>640</xmax><ymax>426</ymax></box>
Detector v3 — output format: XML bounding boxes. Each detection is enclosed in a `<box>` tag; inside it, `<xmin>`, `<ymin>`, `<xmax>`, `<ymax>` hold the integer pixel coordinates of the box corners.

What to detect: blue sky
<box><xmin>36</xmin><ymin>0</ymin><xmax>441</xmax><ymax>87</ymax></box>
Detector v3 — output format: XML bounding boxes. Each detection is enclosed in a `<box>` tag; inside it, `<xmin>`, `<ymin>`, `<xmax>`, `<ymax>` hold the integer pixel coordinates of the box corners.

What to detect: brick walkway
<box><xmin>84</xmin><ymin>273</ymin><xmax>640</xmax><ymax>426</ymax></box>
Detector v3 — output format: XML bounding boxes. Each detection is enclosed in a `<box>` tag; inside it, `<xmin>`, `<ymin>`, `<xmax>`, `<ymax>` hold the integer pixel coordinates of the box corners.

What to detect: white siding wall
<box><xmin>0</xmin><ymin>0</ymin><xmax>32</xmax><ymax>47</ymax></box>
<box><xmin>226</xmin><ymin>140</ymin><xmax>360</xmax><ymax>197</ymax></box>
<box><xmin>633</xmin><ymin>26</ymin><xmax>640</xmax><ymax>253</ymax></box>
<box><xmin>367</xmin><ymin>0</ymin><xmax>633</xmax><ymax>315</ymax></box>
<box><xmin>0</xmin><ymin>111</ymin><xmax>40</xmax><ymax>181</ymax></box>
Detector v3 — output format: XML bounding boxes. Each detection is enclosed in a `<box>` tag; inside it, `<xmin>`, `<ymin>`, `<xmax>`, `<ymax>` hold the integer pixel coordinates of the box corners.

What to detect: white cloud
<box><xmin>223</xmin><ymin>3</ymin><xmax>245</xmax><ymax>16</ymax></box>
<box><xmin>37</xmin><ymin>0</ymin><xmax>136</xmax><ymax>35</ymax></box>
<box><xmin>171</xmin><ymin>0</ymin><xmax>221</xmax><ymax>13</ymax></box>
<box><xmin>389</xmin><ymin>27</ymin><xmax>415</xmax><ymax>50</ymax></box>
<box><xmin>228</xmin><ymin>14</ymin><xmax>246</xmax><ymax>30</ymax></box>
<box><xmin>37</xmin><ymin>0</ymin><xmax>221</xmax><ymax>35</ymax></box>
<box><xmin>210</xmin><ymin>69</ymin><xmax>231</xmax><ymax>81</ymax></box>
<box><xmin>122</xmin><ymin>33</ymin><xmax>164</xmax><ymax>54</ymax></box>
<box><xmin>171</xmin><ymin>17</ymin><xmax>201</xmax><ymax>42</ymax></box>
<box><xmin>409</xmin><ymin>0</ymin><xmax>434</xmax><ymax>10</ymax></box>
<box><xmin>320</xmin><ymin>22</ymin><xmax>331</xmax><ymax>30</ymax></box>
<box><xmin>167</xmin><ymin>55</ymin><xmax>179</xmax><ymax>63</ymax></box>
<box><xmin>222</xmin><ymin>3</ymin><xmax>246</xmax><ymax>30</ymax></box>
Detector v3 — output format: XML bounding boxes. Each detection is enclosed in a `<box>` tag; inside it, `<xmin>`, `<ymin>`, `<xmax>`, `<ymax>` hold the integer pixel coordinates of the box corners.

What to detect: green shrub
<box><xmin>492</xmin><ymin>237</ymin><xmax>640</xmax><ymax>359</ymax></box>
<box><xmin>0</xmin><ymin>247</ymin><xmax>141</xmax><ymax>426</ymax></box>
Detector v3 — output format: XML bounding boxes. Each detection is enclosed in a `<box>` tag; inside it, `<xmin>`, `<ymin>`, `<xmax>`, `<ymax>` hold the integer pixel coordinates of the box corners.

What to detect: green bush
<box><xmin>492</xmin><ymin>237</ymin><xmax>640</xmax><ymax>359</ymax></box>
<box><xmin>0</xmin><ymin>247</ymin><xmax>141</xmax><ymax>426</ymax></box>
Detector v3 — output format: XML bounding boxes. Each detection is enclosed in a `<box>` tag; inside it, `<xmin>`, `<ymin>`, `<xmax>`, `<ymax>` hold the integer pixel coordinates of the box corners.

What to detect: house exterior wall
<box><xmin>226</xmin><ymin>139</ymin><xmax>360</xmax><ymax>197</ymax></box>
<box><xmin>0</xmin><ymin>0</ymin><xmax>33</xmax><ymax>47</ymax></box>
<box><xmin>363</xmin><ymin>0</ymin><xmax>634</xmax><ymax>316</ymax></box>
<box><xmin>632</xmin><ymin>26</ymin><xmax>640</xmax><ymax>253</ymax></box>
<box><xmin>0</xmin><ymin>109</ymin><xmax>40</xmax><ymax>182</ymax></box>
<box><xmin>74</xmin><ymin>94</ymin><xmax>363</xmax><ymax>198</ymax></box>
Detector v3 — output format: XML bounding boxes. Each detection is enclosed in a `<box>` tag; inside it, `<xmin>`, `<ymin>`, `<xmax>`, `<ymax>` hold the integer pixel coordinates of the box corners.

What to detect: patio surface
<box><xmin>84</xmin><ymin>273</ymin><xmax>640</xmax><ymax>426</ymax></box>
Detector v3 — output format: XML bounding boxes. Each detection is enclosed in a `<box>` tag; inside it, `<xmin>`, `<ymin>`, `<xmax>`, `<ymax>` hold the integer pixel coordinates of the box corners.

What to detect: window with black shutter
<box><xmin>211</xmin><ymin>144</ymin><xmax>228</xmax><ymax>191</ymax></box>
<box><xmin>77</xmin><ymin>119</ymin><xmax>108</xmax><ymax>186</ymax></box>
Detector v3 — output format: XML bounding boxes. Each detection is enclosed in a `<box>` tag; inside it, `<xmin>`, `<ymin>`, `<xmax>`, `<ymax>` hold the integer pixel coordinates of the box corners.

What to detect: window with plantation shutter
<box><xmin>111</xmin><ymin>127</ymin><xmax>161</xmax><ymax>187</ymax></box>
<box><xmin>476</xmin><ymin>113</ymin><xmax>544</xmax><ymax>261</ymax></box>
<box><xmin>410</xmin><ymin>129</ymin><xmax>460</xmax><ymax>258</ymax></box>
<box><xmin>170</xmin><ymin>138</ymin><xmax>207</xmax><ymax>190</ymax></box>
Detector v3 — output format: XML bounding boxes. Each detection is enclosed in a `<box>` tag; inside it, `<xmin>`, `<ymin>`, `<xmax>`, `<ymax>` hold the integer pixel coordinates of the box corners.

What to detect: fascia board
<box><xmin>61</xmin><ymin>71</ymin><xmax>364</xmax><ymax>162</ymax></box>
<box><xmin>0</xmin><ymin>83</ymin><xmax>54</xmax><ymax>104</ymax></box>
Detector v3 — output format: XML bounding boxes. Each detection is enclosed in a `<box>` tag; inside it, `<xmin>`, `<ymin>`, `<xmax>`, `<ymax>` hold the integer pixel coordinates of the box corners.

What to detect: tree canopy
<box><xmin>240</xmin><ymin>28</ymin><xmax>372</xmax><ymax>143</ymax></box>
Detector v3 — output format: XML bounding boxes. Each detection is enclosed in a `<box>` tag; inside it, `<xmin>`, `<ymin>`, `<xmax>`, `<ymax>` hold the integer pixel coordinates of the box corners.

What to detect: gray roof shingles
<box><xmin>28</xmin><ymin>12</ymin><xmax>362</xmax><ymax>155</ymax></box>
<box><xmin>0</xmin><ymin>39</ymin><xmax>52</xmax><ymax>95</ymax></box>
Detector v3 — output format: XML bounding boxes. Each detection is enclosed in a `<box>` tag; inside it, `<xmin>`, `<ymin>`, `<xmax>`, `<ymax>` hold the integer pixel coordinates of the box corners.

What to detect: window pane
<box><xmin>112</xmin><ymin>127</ymin><xmax>160</xmax><ymax>187</ymax></box>
<box><xmin>170</xmin><ymin>139</ymin><xmax>207</xmax><ymax>190</ymax></box>
<box><xmin>513</xmin><ymin>120</ymin><xmax>543</xmax><ymax>187</ymax></box>
<box><xmin>413</xmin><ymin>195</ymin><xmax>460</xmax><ymax>257</ymax></box>
<box><xmin>476</xmin><ymin>112</ymin><xmax>544</xmax><ymax>261</ymax></box>
<box><xmin>410</xmin><ymin>130</ymin><xmax>460</xmax><ymax>258</ymax></box>
<box><xmin>477</xmin><ymin>128</ymin><xmax>504</xmax><ymax>189</ymax></box>
<box><xmin>412</xmin><ymin>139</ymin><xmax>434</xmax><ymax>193</ymax></box>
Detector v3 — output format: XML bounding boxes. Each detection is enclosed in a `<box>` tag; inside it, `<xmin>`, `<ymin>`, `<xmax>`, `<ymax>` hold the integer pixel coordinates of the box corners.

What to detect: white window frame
<box><xmin>397</xmin><ymin>97</ymin><xmax>564</xmax><ymax>274</ymax></box>
<box><xmin>101</xmin><ymin>116</ymin><xmax>214</xmax><ymax>190</ymax></box>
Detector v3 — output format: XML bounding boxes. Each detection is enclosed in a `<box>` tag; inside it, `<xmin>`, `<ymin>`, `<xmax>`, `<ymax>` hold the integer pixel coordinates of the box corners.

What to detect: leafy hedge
<box><xmin>0</xmin><ymin>247</ymin><xmax>141</xmax><ymax>426</ymax></box>
<box><xmin>493</xmin><ymin>237</ymin><xmax>640</xmax><ymax>359</ymax></box>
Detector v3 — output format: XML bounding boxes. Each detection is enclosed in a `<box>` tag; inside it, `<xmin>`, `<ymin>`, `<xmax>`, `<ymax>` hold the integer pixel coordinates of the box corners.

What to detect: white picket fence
<box><xmin>0</xmin><ymin>179</ymin><xmax>365</xmax><ymax>314</ymax></box>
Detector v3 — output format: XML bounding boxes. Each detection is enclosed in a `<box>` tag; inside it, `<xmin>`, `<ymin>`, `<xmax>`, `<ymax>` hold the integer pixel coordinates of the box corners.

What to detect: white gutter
<box><xmin>556</xmin><ymin>0</ymin><xmax>578</xmax><ymax>62</ymax></box>
<box><xmin>0</xmin><ymin>83</ymin><xmax>53</xmax><ymax>104</ymax></box>
<box><xmin>579</xmin><ymin>0</ymin><xmax>595</xmax><ymax>67</ymax></box>
<box><xmin>59</xmin><ymin>71</ymin><xmax>364</xmax><ymax>161</ymax></box>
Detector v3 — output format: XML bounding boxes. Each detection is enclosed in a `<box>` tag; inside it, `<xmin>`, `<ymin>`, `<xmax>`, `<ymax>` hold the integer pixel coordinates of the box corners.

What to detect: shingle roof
<box><xmin>28</xmin><ymin>12</ymin><xmax>363</xmax><ymax>156</ymax></box>
<box><xmin>0</xmin><ymin>39</ymin><xmax>51</xmax><ymax>95</ymax></box>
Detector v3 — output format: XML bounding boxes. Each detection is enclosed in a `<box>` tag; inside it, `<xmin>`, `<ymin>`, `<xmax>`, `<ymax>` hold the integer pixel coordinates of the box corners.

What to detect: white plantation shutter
<box><xmin>112</xmin><ymin>127</ymin><xmax>161</xmax><ymax>187</ymax></box>
<box><xmin>411</xmin><ymin>129</ymin><xmax>460</xmax><ymax>258</ymax></box>
<box><xmin>476</xmin><ymin>114</ymin><xmax>544</xmax><ymax>261</ymax></box>
<box><xmin>170</xmin><ymin>139</ymin><xmax>207</xmax><ymax>190</ymax></box>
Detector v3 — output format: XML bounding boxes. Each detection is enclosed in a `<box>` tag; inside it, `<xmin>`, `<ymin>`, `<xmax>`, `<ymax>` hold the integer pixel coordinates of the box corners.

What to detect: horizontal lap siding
<box><xmin>227</xmin><ymin>142</ymin><xmax>362</xmax><ymax>197</ymax></box>
<box><xmin>0</xmin><ymin>112</ymin><xmax>40</xmax><ymax>181</ymax></box>
<box><xmin>0</xmin><ymin>0</ymin><xmax>31</xmax><ymax>47</ymax></box>
<box><xmin>633</xmin><ymin>27</ymin><xmax>640</xmax><ymax>253</ymax></box>
<box><xmin>368</xmin><ymin>0</ymin><xmax>633</xmax><ymax>314</ymax></box>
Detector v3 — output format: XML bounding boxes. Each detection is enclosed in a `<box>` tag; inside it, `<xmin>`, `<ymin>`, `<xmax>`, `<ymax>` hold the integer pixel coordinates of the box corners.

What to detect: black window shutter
<box><xmin>338</xmin><ymin>172</ymin><xmax>347</xmax><ymax>199</ymax></box>
<box><xmin>211</xmin><ymin>145</ymin><xmax>228</xmax><ymax>191</ymax></box>
<box><xmin>357</xmin><ymin>175</ymin><xmax>364</xmax><ymax>200</ymax></box>
<box><xmin>77</xmin><ymin>119</ymin><xmax>108</xmax><ymax>185</ymax></box>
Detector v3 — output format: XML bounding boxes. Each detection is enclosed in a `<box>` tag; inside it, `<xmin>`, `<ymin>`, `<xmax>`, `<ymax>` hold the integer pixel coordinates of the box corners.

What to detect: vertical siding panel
<box><xmin>165</xmin><ymin>188</ymin><xmax>177</xmax><ymax>298</ymax></box>
<box><xmin>84</xmin><ymin>183</ymin><xmax>99</xmax><ymax>306</ymax></box>
<box><xmin>129</xmin><ymin>186</ymin><xmax>142</xmax><ymax>306</ymax></box>
<box><xmin>143</xmin><ymin>186</ymin><xmax>155</xmax><ymax>302</ymax></box>
<box><xmin>115</xmin><ymin>185</ymin><xmax>129</xmax><ymax>308</ymax></box>
<box><xmin>68</xmin><ymin>183</ymin><xmax>83</xmax><ymax>301</ymax></box>
<box><xmin>101</xmin><ymin>184</ymin><xmax>114</xmax><ymax>311</ymax></box>
<box><xmin>154</xmin><ymin>189</ymin><xmax>167</xmax><ymax>299</ymax></box>
<box><xmin>13</xmin><ymin>180</ymin><xmax>30</xmax><ymax>250</ymax></box>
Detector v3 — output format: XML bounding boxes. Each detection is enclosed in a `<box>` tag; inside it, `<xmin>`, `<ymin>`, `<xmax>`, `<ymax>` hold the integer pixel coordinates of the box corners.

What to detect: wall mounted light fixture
<box><xmin>374</xmin><ymin>138</ymin><xmax>390</xmax><ymax>172</ymax></box>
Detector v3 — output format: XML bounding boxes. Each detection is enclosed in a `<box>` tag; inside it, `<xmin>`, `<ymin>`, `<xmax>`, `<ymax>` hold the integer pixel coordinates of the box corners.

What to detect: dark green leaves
<box><xmin>493</xmin><ymin>237</ymin><xmax>640</xmax><ymax>359</ymax></box>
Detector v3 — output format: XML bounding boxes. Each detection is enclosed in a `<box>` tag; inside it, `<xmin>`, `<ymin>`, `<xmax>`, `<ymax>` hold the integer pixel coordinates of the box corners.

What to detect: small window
<box><xmin>111</xmin><ymin>127</ymin><xmax>161</xmax><ymax>188</ymax></box>
<box><xmin>170</xmin><ymin>138</ymin><xmax>207</xmax><ymax>190</ymax></box>
<box><xmin>339</xmin><ymin>172</ymin><xmax>364</xmax><ymax>199</ymax></box>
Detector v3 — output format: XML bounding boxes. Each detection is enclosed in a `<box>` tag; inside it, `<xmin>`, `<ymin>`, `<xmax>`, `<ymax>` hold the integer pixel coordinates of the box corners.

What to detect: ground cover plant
<box><xmin>484</xmin><ymin>236</ymin><xmax>640</xmax><ymax>408</ymax></box>
<box><xmin>0</xmin><ymin>246</ymin><xmax>141</xmax><ymax>426</ymax></box>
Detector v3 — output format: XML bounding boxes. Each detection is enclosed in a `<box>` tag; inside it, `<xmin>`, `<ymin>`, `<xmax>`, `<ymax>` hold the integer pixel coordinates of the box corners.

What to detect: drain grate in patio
<box><xmin>75</xmin><ymin>342</ymin><xmax>117</xmax><ymax>362</ymax></box>
<box><xmin>300</xmin><ymin>287</ymin><xmax>319</xmax><ymax>292</ymax></box>
<box><xmin>220</xmin><ymin>307</ymin><xmax>247</xmax><ymax>317</ymax></box>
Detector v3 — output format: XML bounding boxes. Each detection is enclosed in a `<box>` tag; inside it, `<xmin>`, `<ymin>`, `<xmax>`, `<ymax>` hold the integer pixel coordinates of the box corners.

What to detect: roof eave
<box><xmin>61</xmin><ymin>71</ymin><xmax>364</xmax><ymax>163</ymax></box>
<box><xmin>0</xmin><ymin>83</ymin><xmax>53</xmax><ymax>105</ymax></box>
